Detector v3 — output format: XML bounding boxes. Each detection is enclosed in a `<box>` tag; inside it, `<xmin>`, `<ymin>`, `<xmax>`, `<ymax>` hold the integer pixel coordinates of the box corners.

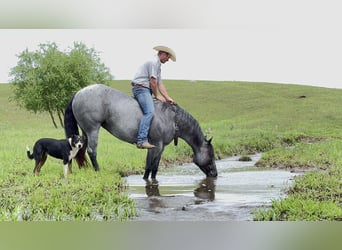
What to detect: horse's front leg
<box><xmin>143</xmin><ymin>144</ymin><xmax>164</xmax><ymax>180</ymax></box>
<box><xmin>143</xmin><ymin>151</ymin><xmax>152</xmax><ymax>179</ymax></box>
<box><xmin>143</xmin><ymin>169</ymin><xmax>151</xmax><ymax>180</ymax></box>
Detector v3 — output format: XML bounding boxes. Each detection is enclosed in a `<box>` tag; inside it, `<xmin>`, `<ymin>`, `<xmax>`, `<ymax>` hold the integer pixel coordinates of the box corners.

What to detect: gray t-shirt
<box><xmin>132</xmin><ymin>58</ymin><xmax>161</xmax><ymax>88</ymax></box>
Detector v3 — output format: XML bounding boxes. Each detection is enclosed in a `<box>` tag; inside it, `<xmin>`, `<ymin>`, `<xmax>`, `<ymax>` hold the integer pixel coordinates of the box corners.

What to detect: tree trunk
<box><xmin>48</xmin><ymin>110</ymin><xmax>58</xmax><ymax>128</ymax></box>
<box><xmin>57</xmin><ymin>110</ymin><xmax>64</xmax><ymax>128</ymax></box>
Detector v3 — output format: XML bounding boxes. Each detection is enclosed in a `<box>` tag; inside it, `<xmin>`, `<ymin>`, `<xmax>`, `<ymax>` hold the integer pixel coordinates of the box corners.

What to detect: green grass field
<box><xmin>1</xmin><ymin>80</ymin><xmax>342</xmax><ymax>220</ymax></box>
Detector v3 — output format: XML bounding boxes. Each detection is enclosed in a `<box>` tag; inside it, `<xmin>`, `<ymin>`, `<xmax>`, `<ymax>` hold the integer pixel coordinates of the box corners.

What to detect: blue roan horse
<box><xmin>64</xmin><ymin>84</ymin><xmax>217</xmax><ymax>179</ymax></box>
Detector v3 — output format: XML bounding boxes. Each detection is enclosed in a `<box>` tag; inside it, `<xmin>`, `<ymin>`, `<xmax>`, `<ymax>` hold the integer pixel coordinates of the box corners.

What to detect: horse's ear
<box><xmin>207</xmin><ymin>137</ymin><xmax>213</xmax><ymax>144</ymax></box>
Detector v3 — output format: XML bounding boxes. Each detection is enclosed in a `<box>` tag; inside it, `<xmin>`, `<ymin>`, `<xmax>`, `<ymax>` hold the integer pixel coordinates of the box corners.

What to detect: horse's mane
<box><xmin>148</xmin><ymin>100</ymin><xmax>206</xmax><ymax>146</ymax></box>
<box><xmin>173</xmin><ymin>104</ymin><xmax>205</xmax><ymax>146</ymax></box>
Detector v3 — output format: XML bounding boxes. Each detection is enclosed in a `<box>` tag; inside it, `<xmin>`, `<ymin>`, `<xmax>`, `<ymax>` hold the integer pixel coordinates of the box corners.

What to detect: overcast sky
<box><xmin>1</xmin><ymin>0</ymin><xmax>341</xmax><ymax>89</ymax></box>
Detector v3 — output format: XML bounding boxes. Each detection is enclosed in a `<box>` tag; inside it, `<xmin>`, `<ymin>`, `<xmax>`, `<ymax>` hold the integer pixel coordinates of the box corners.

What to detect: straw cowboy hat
<box><xmin>153</xmin><ymin>45</ymin><xmax>176</xmax><ymax>62</ymax></box>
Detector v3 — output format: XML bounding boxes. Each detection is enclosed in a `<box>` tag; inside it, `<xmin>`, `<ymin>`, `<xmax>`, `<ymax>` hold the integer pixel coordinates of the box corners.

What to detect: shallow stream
<box><xmin>125</xmin><ymin>154</ymin><xmax>298</xmax><ymax>221</ymax></box>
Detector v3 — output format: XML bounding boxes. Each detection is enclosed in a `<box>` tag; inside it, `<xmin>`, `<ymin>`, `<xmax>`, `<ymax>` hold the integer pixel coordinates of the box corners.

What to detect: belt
<box><xmin>132</xmin><ymin>83</ymin><xmax>150</xmax><ymax>90</ymax></box>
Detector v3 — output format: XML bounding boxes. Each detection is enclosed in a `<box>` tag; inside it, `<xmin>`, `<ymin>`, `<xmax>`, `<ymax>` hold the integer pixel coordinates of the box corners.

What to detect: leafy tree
<box><xmin>10</xmin><ymin>42</ymin><xmax>113</xmax><ymax>128</ymax></box>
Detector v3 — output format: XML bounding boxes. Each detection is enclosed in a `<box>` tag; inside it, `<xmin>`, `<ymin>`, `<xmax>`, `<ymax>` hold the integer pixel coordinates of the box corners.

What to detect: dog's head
<box><xmin>70</xmin><ymin>135</ymin><xmax>85</xmax><ymax>149</ymax></box>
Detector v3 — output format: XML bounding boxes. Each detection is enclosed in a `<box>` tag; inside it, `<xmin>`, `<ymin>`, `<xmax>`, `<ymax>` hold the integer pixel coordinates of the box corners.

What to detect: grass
<box><xmin>0</xmin><ymin>168</ymin><xmax>135</xmax><ymax>221</ymax></box>
<box><xmin>1</xmin><ymin>80</ymin><xmax>342</xmax><ymax>220</ymax></box>
<box><xmin>253</xmin><ymin>140</ymin><xmax>342</xmax><ymax>221</ymax></box>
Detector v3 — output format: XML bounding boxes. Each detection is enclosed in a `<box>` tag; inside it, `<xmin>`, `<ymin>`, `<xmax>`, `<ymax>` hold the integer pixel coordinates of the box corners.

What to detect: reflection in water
<box><xmin>145</xmin><ymin>179</ymin><xmax>160</xmax><ymax>197</ymax></box>
<box><xmin>193</xmin><ymin>177</ymin><xmax>216</xmax><ymax>201</ymax></box>
<box><xmin>144</xmin><ymin>179</ymin><xmax>165</xmax><ymax>211</ymax></box>
<box><xmin>143</xmin><ymin>177</ymin><xmax>217</xmax><ymax>213</ymax></box>
<box><xmin>144</xmin><ymin>177</ymin><xmax>217</xmax><ymax>201</ymax></box>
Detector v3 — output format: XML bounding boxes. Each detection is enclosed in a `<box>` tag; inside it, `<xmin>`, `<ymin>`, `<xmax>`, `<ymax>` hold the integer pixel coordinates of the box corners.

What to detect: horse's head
<box><xmin>193</xmin><ymin>138</ymin><xmax>217</xmax><ymax>177</ymax></box>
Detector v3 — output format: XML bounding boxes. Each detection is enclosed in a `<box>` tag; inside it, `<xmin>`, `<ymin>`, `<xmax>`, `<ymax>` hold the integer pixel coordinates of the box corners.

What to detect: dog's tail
<box><xmin>64</xmin><ymin>95</ymin><xmax>89</xmax><ymax>168</ymax></box>
<box><xmin>26</xmin><ymin>146</ymin><xmax>34</xmax><ymax>160</ymax></box>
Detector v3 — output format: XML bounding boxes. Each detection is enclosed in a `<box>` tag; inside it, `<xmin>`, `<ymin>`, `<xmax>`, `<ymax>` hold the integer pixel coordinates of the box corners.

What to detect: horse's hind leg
<box><xmin>86</xmin><ymin>129</ymin><xmax>100</xmax><ymax>171</ymax></box>
<box><xmin>143</xmin><ymin>145</ymin><xmax>164</xmax><ymax>180</ymax></box>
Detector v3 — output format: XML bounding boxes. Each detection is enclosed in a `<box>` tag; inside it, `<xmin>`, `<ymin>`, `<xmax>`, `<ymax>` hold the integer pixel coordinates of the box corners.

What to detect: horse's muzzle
<box><xmin>207</xmin><ymin>169</ymin><xmax>218</xmax><ymax>177</ymax></box>
<box><xmin>201</xmin><ymin>163</ymin><xmax>217</xmax><ymax>177</ymax></box>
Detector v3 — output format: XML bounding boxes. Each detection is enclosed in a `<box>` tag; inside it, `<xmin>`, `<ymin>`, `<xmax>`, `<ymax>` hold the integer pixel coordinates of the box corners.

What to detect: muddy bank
<box><xmin>125</xmin><ymin>154</ymin><xmax>298</xmax><ymax>221</ymax></box>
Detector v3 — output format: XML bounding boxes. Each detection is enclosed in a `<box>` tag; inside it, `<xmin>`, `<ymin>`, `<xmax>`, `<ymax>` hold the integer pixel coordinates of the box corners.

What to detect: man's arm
<box><xmin>158</xmin><ymin>82</ymin><xmax>174</xmax><ymax>104</ymax></box>
<box><xmin>150</xmin><ymin>77</ymin><xmax>166</xmax><ymax>102</ymax></box>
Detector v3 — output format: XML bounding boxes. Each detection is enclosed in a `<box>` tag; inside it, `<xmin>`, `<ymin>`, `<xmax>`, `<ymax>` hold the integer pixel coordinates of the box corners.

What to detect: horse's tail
<box><xmin>64</xmin><ymin>96</ymin><xmax>79</xmax><ymax>137</ymax></box>
<box><xmin>64</xmin><ymin>96</ymin><xmax>89</xmax><ymax>168</ymax></box>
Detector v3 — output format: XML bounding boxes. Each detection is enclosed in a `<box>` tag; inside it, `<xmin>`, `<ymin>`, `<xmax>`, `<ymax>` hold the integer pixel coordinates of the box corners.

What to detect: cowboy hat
<box><xmin>153</xmin><ymin>45</ymin><xmax>176</xmax><ymax>62</ymax></box>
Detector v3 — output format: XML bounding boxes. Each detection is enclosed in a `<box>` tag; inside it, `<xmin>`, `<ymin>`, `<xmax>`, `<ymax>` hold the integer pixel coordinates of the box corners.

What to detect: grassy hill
<box><xmin>1</xmin><ymin>80</ymin><xmax>342</xmax><ymax>220</ymax></box>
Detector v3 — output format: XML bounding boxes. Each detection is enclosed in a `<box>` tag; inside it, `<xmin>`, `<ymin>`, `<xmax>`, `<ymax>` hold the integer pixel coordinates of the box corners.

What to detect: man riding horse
<box><xmin>131</xmin><ymin>45</ymin><xmax>176</xmax><ymax>149</ymax></box>
<box><xmin>64</xmin><ymin>45</ymin><xmax>217</xmax><ymax>180</ymax></box>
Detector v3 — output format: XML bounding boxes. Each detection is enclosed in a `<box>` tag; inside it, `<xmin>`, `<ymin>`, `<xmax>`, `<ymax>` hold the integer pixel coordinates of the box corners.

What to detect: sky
<box><xmin>1</xmin><ymin>0</ymin><xmax>341</xmax><ymax>89</ymax></box>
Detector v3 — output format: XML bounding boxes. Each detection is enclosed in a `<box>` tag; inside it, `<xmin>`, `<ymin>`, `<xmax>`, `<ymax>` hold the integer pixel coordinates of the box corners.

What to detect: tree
<box><xmin>10</xmin><ymin>42</ymin><xmax>113</xmax><ymax>128</ymax></box>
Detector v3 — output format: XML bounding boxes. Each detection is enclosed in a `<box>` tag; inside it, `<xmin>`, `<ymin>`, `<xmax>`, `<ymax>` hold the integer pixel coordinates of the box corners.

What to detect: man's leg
<box><xmin>133</xmin><ymin>88</ymin><xmax>155</xmax><ymax>148</ymax></box>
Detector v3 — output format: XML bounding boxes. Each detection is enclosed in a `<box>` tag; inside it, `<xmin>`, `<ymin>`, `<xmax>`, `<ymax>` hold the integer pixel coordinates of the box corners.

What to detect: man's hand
<box><xmin>167</xmin><ymin>98</ymin><xmax>175</xmax><ymax>104</ymax></box>
<box><xmin>156</xmin><ymin>95</ymin><xmax>167</xmax><ymax>102</ymax></box>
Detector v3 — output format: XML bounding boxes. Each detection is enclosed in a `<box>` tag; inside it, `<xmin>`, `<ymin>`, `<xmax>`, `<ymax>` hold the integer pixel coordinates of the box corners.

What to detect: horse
<box><xmin>64</xmin><ymin>84</ymin><xmax>217</xmax><ymax>180</ymax></box>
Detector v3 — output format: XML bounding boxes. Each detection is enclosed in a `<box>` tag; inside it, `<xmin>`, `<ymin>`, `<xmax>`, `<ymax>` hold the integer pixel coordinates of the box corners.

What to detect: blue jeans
<box><xmin>132</xmin><ymin>87</ymin><xmax>155</xmax><ymax>144</ymax></box>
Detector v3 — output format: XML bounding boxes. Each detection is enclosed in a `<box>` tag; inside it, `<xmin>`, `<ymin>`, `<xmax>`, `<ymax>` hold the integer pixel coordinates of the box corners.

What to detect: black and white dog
<box><xmin>26</xmin><ymin>135</ymin><xmax>85</xmax><ymax>178</ymax></box>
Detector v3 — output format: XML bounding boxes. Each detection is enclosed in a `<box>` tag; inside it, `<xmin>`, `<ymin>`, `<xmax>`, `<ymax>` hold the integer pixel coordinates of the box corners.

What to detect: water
<box><xmin>125</xmin><ymin>154</ymin><xmax>298</xmax><ymax>221</ymax></box>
